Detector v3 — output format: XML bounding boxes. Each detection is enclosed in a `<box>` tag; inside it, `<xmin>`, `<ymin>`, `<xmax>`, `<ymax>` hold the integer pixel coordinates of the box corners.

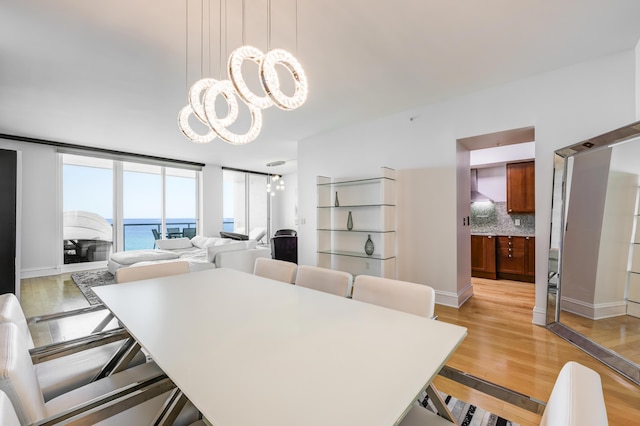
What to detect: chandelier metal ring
<box><xmin>177</xmin><ymin>105</ymin><xmax>217</xmax><ymax>144</ymax></box>
<box><xmin>189</xmin><ymin>78</ymin><xmax>220</xmax><ymax>124</ymax></box>
<box><xmin>228</xmin><ymin>46</ymin><xmax>274</xmax><ymax>110</ymax></box>
<box><xmin>203</xmin><ymin>80</ymin><xmax>263</xmax><ymax>145</ymax></box>
<box><xmin>260</xmin><ymin>48</ymin><xmax>308</xmax><ymax>111</ymax></box>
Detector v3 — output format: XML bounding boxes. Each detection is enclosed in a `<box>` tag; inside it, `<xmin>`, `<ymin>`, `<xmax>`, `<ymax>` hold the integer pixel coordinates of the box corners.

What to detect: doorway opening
<box><xmin>457</xmin><ymin>126</ymin><xmax>536</xmax><ymax>305</ymax></box>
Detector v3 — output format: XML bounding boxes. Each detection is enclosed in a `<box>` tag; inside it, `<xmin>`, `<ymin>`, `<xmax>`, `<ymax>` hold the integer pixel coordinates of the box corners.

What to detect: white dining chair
<box><xmin>0</xmin><ymin>322</ymin><xmax>199</xmax><ymax>425</ymax></box>
<box><xmin>351</xmin><ymin>275</ymin><xmax>436</xmax><ymax>319</ymax></box>
<box><xmin>0</xmin><ymin>390</ymin><xmax>20</xmax><ymax>426</ymax></box>
<box><xmin>294</xmin><ymin>265</ymin><xmax>353</xmax><ymax>297</ymax></box>
<box><xmin>253</xmin><ymin>257</ymin><xmax>298</xmax><ymax>284</ymax></box>
<box><xmin>0</xmin><ymin>293</ymin><xmax>145</xmax><ymax>402</ymax></box>
<box><xmin>539</xmin><ymin>361</ymin><xmax>608</xmax><ymax>425</ymax></box>
<box><xmin>352</xmin><ymin>275</ymin><xmax>452</xmax><ymax>423</ymax></box>
<box><xmin>115</xmin><ymin>260</ymin><xmax>191</xmax><ymax>283</ymax></box>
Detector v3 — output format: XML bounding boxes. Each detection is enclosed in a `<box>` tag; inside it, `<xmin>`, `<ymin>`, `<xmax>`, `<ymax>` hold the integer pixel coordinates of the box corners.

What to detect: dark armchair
<box><xmin>271</xmin><ymin>232</ymin><xmax>298</xmax><ymax>264</ymax></box>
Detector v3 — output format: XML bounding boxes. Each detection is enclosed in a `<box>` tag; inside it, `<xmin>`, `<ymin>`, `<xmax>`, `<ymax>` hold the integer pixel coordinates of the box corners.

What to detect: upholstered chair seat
<box><xmin>0</xmin><ymin>322</ymin><xmax>198</xmax><ymax>425</ymax></box>
<box><xmin>0</xmin><ymin>293</ymin><xmax>145</xmax><ymax>401</ymax></box>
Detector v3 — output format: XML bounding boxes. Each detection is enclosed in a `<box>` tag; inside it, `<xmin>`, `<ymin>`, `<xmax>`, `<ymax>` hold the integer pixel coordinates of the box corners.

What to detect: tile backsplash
<box><xmin>470</xmin><ymin>201</ymin><xmax>535</xmax><ymax>236</ymax></box>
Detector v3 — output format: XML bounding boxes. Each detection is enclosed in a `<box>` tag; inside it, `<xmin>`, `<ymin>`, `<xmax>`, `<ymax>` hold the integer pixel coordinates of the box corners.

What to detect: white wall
<box><xmin>201</xmin><ymin>164</ymin><xmax>223</xmax><ymax>238</ymax></box>
<box><xmin>298</xmin><ymin>49</ymin><xmax>637</xmax><ymax>324</ymax></box>
<box><xmin>270</xmin><ymin>171</ymin><xmax>298</xmax><ymax>237</ymax></box>
<box><xmin>0</xmin><ymin>140</ymin><xmax>59</xmax><ymax>277</ymax></box>
<box><xmin>476</xmin><ymin>166</ymin><xmax>507</xmax><ymax>202</ymax></box>
<box><xmin>636</xmin><ymin>38</ymin><xmax>640</xmax><ymax>121</ymax></box>
<box><xmin>562</xmin><ymin>149</ymin><xmax>611</xmax><ymax>316</ymax></box>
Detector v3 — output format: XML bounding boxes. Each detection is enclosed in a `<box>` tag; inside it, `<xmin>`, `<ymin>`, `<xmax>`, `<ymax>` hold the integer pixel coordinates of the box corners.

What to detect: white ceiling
<box><xmin>1</xmin><ymin>0</ymin><xmax>640</xmax><ymax>174</ymax></box>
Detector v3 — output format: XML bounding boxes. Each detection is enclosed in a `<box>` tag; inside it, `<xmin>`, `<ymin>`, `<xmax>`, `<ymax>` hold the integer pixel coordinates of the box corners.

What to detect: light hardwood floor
<box><xmin>20</xmin><ymin>274</ymin><xmax>640</xmax><ymax>425</ymax></box>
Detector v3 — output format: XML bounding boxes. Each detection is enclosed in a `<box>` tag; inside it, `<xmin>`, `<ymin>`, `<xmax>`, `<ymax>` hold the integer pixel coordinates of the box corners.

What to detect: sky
<box><xmin>63</xmin><ymin>164</ymin><xmax>196</xmax><ymax>220</ymax></box>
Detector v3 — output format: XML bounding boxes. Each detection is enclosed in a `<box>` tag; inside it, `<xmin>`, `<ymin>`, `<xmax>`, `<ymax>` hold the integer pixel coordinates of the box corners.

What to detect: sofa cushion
<box><xmin>155</xmin><ymin>238</ymin><xmax>193</xmax><ymax>250</ymax></box>
<box><xmin>109</xmin><ymin>250</ymin><xmax>179</xmax><ymax>266</ymax></box>
<box><xmin>206</xmin><ymin>241</ymin><xmax>248</xmax><ymax>262</ymax></box>
<box><xmin>190</xmin><ymin>235</ymin><xmax>209</xmax><ymax>248</ymax></box>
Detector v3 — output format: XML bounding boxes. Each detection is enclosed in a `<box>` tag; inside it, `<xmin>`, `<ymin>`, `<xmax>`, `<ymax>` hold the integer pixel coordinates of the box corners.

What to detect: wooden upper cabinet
<box><xmin>506</xmin><ymin>161</ymin><xmax>535</xmax><ymax>214</ymax></box>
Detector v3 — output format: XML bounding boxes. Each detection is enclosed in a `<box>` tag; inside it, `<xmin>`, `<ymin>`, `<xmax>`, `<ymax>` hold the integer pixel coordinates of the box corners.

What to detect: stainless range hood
<box><xmin>470</xmin><ymin>169</ymin><xmax>493</xmax><ymax>203</ymax></box>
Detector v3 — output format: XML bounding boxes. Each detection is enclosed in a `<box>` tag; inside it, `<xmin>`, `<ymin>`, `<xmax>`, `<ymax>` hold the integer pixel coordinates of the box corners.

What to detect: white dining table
<box><xmin>93</xmin><ymin>267</ymin><xmax>467</xmax><ymax>426</ymax></box>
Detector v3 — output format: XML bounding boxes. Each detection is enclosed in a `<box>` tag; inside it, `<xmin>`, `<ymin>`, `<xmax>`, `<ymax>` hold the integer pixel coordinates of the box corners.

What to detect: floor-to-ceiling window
<box><xmin>62</xmin><ymin>154</ymin><xmax>114</xmax><ymax>264</ymax></box>
<box><xmin>223</xmin><ymin>169</ymin><xmax>268</xmax><ymax>236</ymax></box>
<box><xmin>62</xmin><ymin>153</ymin><xmax>200</xmax><ymax>265</ymax></box>
<box><xmin>123</xmin><ymin>162</ymin><xmax>162</xmax><ymax>251</ymax></box>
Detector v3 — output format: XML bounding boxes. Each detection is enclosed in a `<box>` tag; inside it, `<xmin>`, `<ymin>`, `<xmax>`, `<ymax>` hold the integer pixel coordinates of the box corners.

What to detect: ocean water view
<box><xmin>118</xmin><ymin>218</ymin><xmax>235</xmax><ymax>251</ymax></box>
<box><xmin>120</xmin><ymin>218</ymin><xmax>196</xmax><ymax>251</ymax></box>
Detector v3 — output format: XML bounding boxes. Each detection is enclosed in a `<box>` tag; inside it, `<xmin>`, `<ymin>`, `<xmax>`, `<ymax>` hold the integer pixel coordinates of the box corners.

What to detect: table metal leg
<box><xmin>425</xmin><ymin>384</ymin><xmax>458</xmax><ymax>425</ymax></box>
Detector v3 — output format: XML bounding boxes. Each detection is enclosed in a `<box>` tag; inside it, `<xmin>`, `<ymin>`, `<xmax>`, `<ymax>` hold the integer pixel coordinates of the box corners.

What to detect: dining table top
<box><xmin>93</xmin><ymin>267</ymin><xmax>467</xmax><ymax>426</ymax></box>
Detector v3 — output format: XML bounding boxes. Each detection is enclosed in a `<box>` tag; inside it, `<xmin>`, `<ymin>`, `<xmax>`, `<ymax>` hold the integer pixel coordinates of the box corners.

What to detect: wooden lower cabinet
<box><xmin>496</xmin><ymin>236</ymin><xmax>535</xmax><ymax>283</ymax></box>
<box><xmin>471</xmin><ymin>235</ymin><xmax>497</xmax><ymax>279</ymax></box>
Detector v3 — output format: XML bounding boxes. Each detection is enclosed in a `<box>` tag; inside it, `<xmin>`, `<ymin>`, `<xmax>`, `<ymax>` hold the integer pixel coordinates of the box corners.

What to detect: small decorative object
<box><xmin>364</xmin><ymin>234</ymin><xmax>374</xmax><ymax>255</ymax></box>
<box><xmin>347</xmin><ymin>211</ymin><xmax>353</xmax><ymax>230</ymax></box>
<box><xmin>334</xmin><ymin>191</ymin><xmax>339</xmax><ymax>207</ymax></box>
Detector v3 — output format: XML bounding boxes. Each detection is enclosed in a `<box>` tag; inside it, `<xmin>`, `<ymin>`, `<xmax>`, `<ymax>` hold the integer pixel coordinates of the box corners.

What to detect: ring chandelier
<box><xmin>178</xmin><ymin>45</ymin><xmax>308</xmax><ymax>145</ymax></box>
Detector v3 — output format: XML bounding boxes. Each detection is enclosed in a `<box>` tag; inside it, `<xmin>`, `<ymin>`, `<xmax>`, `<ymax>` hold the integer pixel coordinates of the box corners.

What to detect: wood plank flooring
<box><xmin>19</xmin><ymin>274</ymin><xmax>640</xmax><ymax>425</ymax></box>
<box><xmin>433</xmin><ymin>278</ymin><xmax>640</xmax><ymax>425</ymax></box>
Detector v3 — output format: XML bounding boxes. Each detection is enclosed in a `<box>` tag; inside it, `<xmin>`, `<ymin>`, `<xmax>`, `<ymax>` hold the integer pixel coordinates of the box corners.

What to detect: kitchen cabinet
<box><xmin>496</xmin><ymin>236</ymin><xmax>535</xmax><ymax>282</ymax></box>
<box><xmin>316</xmin><ymin>167</ymin><xmax>396</xmax><ymax>278</ymax></box>
<box><xmin>506</xmin><ymin>161</ymin><xmax>535</xmax><ymax>214</ymax></box>
<box><xmin>471</xmin><ymin>235</ymin><xmax>496</xmax><ymax>279</ymax></box>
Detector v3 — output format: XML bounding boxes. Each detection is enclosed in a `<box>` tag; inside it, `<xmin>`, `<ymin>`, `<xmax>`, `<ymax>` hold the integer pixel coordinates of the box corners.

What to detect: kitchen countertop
<box><xmin>471</xmin><ymin>231</ymin><xmax>535</xmax><ymax>237</ymax></box>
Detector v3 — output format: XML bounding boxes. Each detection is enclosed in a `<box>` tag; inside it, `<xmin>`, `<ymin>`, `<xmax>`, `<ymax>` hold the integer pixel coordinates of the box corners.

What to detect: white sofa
<box><xmin>107</xmin><ymin>235</ymin><xmax>270</xmax><ymax>275</ymax></box>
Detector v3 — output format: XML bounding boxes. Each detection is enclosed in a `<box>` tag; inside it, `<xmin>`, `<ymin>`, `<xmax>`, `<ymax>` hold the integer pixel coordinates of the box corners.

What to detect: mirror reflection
<box><xmin>548</xmin><ymin>122</ymin><xmax>640</xmax><ymax>385</ymax></box>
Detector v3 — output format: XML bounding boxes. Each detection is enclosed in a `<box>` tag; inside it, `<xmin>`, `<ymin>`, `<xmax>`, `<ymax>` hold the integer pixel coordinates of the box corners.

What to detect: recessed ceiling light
<box><xmin>266</xmin><ymin>161</ymin><xmax>286</xmax><ymax>167</ymax></box>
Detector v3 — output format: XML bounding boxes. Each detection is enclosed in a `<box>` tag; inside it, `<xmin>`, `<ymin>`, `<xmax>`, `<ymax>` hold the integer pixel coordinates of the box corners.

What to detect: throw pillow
<box><xmin>155</xmin><ymin>238</ymin><xmax>193</xmax><ymax>250</ymax></box>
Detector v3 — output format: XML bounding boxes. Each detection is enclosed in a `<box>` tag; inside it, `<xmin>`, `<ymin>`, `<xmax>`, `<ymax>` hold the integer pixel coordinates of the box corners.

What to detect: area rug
<box><xmin>70</xmin><ymin>270</ymin><xmax>115</xmax><ymax>305</ymax></box>
<box><xmin>419</xmin><ymin>390</ymin><xmax>520</xmax><ymax>426</ymax></box>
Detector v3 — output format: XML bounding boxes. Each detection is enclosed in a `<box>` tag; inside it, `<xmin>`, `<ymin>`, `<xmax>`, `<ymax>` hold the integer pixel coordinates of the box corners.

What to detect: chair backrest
<box><xmin>253</xmin><ymin>258</ymin><xmax>297</xmax><ymax>284</ymax></box>
<box><xmin>0</xmin><ymin>390</ymin><xmax>20</xmax><ymax>426</ymax></box>
<box><xmin>295</xmin><ymin>265</ymin><xmax>353</xmax><ymax>297</ymax></box>
<box><xmin>274</xmin><ymin>229</ymin><xmax>297</xmax><ymax>236</ymax></box>
<box><xmin>151</xmin><ymin>228</ymin><xmax>161</xmax><ymax>240</ymax></box>
<box><xmin>0</xmin><ymin>293</ymin><xmax>35</xmax><ymax>349</ymax></box>
<box><xmin>115</xmin><ymin>261</ymin><xmax>191</xmax><ymax>284</ymax></box>
<box><xmin>271</xmin><ymin>235</ymin><xmax>298</xmax><ymax>264</ymax></box>
<box><xmin>352</xmin><ymin>275</ymin><xmax>436</xmax><ymax>318</ymax></box>
<box><xmin>0</xmin><ymin>323</ymin><xmax>47</xmax><ymax>425</ymax></box>
<box><xmin>182</xmin><ymin>228</ymin><xmax>196</xmax><ymax>239</ymax></box>
<box><xmin>540</xmin><ymin>361</ymin><xmax>608</xmax><ymax>426</ymax></box>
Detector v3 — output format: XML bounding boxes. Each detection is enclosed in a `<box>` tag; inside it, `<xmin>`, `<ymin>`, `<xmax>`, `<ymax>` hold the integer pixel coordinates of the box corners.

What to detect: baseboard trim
<box><xmin>561</xmin><ymin>296</ymin><xmax>627</xmax><ymax>320</ymax></box>
<box><xmin>435</xmin><ymin>283</ymin><xmax>474</xmax><ymax>308</ymax></box>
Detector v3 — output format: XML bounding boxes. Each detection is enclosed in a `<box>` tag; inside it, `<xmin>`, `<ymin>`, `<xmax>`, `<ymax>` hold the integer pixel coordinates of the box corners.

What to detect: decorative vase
<box><xmin>334</xmin><ymin>191</ymin><xmax>339</xmax><ymax>207</ymax></box>
<box><xmin>364</xmin><ymin>234</ymin><xmax>374</xmax><ymax>255</ymax></box>
<box><xmin>347</xmin><ymin>211</ymin><xmax>353</xmax><ymax>230</ymax></box>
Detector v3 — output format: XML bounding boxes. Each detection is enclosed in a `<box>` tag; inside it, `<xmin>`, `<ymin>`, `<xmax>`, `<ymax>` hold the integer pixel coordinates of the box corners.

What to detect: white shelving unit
<box><xmin>316</xmin><ymin>167</ymin><xmax>396</xmax><ymax>278</ymax></box>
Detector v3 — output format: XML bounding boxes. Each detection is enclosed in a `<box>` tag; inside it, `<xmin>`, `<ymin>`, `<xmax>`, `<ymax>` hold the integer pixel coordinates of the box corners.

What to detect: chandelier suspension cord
<box><xmin>207</xmin><ymin>0</ymin><xmax>211</xmax><ymax>76</ymax></box>
<box><xmin>267</xmin><ymin>0</ymin><xmax>271</xmax><ymax>51</ymax></box>
<box><xmin>200</xmin><ymin>0</ymin><xmax>204</xmax><ymax>78</ymax></box>
<box><xmin>242</xmin><ymin>0</ymin><xmax>246</xmax><ymax>46</ymax></box>
<box><xmin>219</xmin><ymin>0</ymin><xmax>222</xmax><ymax>78</ymax></box>
<box><xmin>185</xmin><ymin>0</ymin><xmax>189</xmax><ymax>92</ymax></box>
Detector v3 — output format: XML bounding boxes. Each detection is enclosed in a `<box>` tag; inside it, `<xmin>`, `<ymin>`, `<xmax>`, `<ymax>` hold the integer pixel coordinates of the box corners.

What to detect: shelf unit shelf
<box><xmin>316</xmin><ymin>167</ymin><xmax>396</xmax><ymax>278</ymax></box>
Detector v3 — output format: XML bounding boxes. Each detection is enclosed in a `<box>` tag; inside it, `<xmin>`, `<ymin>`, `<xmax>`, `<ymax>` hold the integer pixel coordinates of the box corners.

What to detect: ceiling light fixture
<box><xmin>266</xmin><ymin>160</ymin><xmax>286</xmax><ymax>196</ymax></box>
<box><xmin>178</xmin><ymin>0</ymin><xmax>308</xmax><ymax>145</ymax></box>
